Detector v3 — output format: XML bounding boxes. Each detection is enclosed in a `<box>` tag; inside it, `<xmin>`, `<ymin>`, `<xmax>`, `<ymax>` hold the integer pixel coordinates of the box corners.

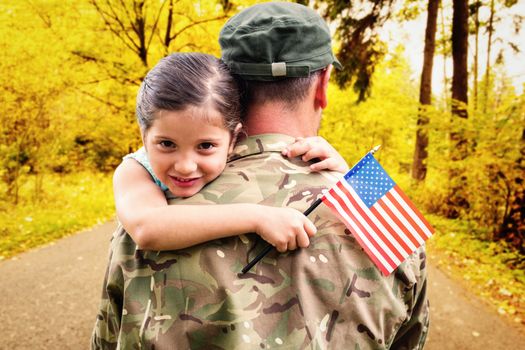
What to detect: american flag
<box><xmin>321</xmin><ymin>151</ymin><xmax>434</xmax><ymax>275</ymax></box>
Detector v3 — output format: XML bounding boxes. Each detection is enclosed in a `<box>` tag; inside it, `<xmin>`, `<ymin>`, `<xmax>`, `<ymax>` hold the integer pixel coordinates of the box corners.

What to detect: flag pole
<box><xmin>240</xmin><ymin>145</ymin><xmax>381</xmax><ymax>274</ymax></box>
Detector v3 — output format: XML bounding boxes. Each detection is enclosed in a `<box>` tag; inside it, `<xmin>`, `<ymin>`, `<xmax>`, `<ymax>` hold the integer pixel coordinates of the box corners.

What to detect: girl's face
<box><xmin>144</xmin><ymin>106</ymin><xmax>238</xmax><ymax>198</ymax></box>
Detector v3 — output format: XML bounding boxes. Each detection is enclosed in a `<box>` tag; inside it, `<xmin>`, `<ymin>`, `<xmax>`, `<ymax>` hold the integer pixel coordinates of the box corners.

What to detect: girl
<box><xmin>114</xmin><ymin>52</ymin><xmax>348</xmax><ymax>253</ymax></box>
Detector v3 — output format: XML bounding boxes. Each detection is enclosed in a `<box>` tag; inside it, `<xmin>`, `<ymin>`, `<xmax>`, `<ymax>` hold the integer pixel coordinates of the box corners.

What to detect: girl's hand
<box><xmin>255</xmin><ymin>207</ymin><xmax>317</xmax><ymax>252</ymax></box>
<box><xmin>282</xmin><ymin>136</ymin><xmax>349</xmax><ymax>173</ymax></box>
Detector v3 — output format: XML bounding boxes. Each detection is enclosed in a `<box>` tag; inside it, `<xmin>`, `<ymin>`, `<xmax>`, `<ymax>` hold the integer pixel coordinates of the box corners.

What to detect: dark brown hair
<box><xmin>136</xmin><ymin>53</ymin><xmax>241</xmax><ymax>135</ymax></box>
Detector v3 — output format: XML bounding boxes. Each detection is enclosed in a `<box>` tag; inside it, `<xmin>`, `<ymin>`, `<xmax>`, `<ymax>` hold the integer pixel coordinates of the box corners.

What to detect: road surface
<box><xmin>1</xmin><ymin>221</ymin><xmax>524</xmax><ymax>349</ymax></box>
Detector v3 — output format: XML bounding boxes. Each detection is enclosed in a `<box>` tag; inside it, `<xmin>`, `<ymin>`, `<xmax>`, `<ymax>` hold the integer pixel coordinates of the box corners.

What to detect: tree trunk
<box><xmin>135</xmin><ymin>0</ymin><xmax>148</xmax><ymax>67</ymax></box>
<box><xmin>483</xmin><ymin>0</ymin><xmax>495</xmax><ymax>114</ymax></box>
<box><xmin>164</xmin><ymin>0</ymin><xmax>174</xmax><ymax>55</ymax></box>
<box><xmin>473</xmin><ymin>1</ymin><xmax>480</xmax><ymax>111</ymax></box>
<box><xmin>412</xmin><ymin>0</ymin><xmax>440</xmax><ymax>181</ymax></box>
<box><xmin>451</xmin><ymin>0</ymin><xmax>469</xmax><ymax>120</ymax></box>
<box><xmin>440</xmin><ymin>1</ymin><xmax>449</xmax><ymax>110</ymax></box>
<box><xmin>447</xmin><ymin>0</ymin><xmax>469</xmax><ymax>218</ymax></box>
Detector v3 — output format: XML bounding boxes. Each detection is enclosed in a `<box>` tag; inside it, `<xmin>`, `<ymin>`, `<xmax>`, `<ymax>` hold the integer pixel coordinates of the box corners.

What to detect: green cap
<box><xmin>219</xmin><ymin>2</ymin><xmax>342</xmax><ymax>81</ymax></box>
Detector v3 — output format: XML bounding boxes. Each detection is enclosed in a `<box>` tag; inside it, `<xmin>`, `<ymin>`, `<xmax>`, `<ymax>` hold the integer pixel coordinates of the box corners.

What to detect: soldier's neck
<box><xmin>244</xmin><ymin>102</ymin><xmax>318</xmax><ymax>138</ymax></box>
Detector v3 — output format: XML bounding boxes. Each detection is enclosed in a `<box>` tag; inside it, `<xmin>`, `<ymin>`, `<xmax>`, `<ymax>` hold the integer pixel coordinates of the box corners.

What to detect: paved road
<box><xmin>1</xmin><ymin>221</ymin><xmax>524</xmax><ymax>349</ymax></box>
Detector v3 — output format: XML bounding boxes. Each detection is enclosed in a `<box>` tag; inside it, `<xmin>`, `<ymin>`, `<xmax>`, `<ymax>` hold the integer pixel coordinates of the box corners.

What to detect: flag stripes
<box><xmin>372</xmin><ymin>204</ymin><xmax>419</xmax><ymax>251</ymax></box>
<box><xmin>391</xmin><ymin>188</ymin><xmax>433</xmax><ymax>238</ymax></box>
<box><xmin>385</xmin><ymin>191</ymin><xmax>427</xmax><ymax>242</ymax></box>
<box><xmin>323</xmin><ymin>189</ymin><xmax>395</xmax><ymax>275</ymax></box>
<box><xmin>337</xmin><ymin>181</ymin><xmax>408</xmax><ymax>261</ymax></box>
<box><xmin>377</xmin><ymin>196</ymin><xmax>423</xmax><ymax>246</ymax></box>
<box><xmin>332</xmin><ymin>183</ymin><xmax>400</xmax><ymax>268</ymax></box>
<box><xmin>321</xmin><ymin>158</ymin><xmax>434</xmax><ymax>276</ymax></box>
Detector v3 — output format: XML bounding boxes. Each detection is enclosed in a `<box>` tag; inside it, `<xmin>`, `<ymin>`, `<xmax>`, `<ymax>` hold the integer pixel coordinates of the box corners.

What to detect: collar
<box><xmin>228</xmin><ymin>134</ymin><xmax>296</xmax><ymax>162</ymax></box>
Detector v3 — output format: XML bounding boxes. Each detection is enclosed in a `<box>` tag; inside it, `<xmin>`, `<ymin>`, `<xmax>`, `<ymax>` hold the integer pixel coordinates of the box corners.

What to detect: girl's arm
<box><xmin>282</xmin><ymin>136</ymin><xmax>349</xmax><ymax>173</ymax></box>
<box><xmin>114</xmin><ymin>159</ymin><xmax>316</xmax><ymax>251</ymax></box>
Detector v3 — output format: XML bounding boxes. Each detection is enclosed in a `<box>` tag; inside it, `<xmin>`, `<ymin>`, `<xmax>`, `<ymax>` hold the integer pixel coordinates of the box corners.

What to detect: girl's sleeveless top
<box><xmin>123</xmin><ymin>147</ymin><xmax>169</xmax><ymax>192</ymax></box>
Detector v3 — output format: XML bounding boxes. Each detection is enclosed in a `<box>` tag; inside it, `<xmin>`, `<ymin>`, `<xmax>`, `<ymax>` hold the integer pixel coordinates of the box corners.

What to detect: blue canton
<box><xmin>344</xmin><ymin>153</ymin><xmax>395</xmax><ymax>208</ymax></box>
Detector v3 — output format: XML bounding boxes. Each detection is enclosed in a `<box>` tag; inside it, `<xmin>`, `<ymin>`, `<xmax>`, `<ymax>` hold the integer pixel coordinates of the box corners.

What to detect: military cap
<box><xmin>219</xmin><ymin>2</ymin><xmax>342</xmax><ymax>81</ymax></box>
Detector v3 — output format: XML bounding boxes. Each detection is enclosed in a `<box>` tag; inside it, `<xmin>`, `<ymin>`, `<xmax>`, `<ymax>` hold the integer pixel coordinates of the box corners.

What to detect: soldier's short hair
<box><xmin>239</xmin><ymin>70</ymin><xmax>323</xmax><ymax>108</ymax></box>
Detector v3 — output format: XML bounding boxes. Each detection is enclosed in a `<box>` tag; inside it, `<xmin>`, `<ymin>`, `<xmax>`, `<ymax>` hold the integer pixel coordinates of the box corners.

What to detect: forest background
<box><xmin>1</xmin><ymin>0</ymin><xmax>524</xmax><ymax>328</ymax></box>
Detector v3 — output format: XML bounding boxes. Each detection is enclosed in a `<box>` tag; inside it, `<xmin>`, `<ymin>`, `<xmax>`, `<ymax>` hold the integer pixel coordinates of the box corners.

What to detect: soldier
<box><xmin>92</xmin><ymin>2</ymin><xmax>429</xmax><ymax>349</ymax></box>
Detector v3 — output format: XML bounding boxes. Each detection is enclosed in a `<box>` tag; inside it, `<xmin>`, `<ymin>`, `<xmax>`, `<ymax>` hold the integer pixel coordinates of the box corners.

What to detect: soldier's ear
<box><xmin>315</xmin><ymin>65</ymin><xmax>332</xmax><ymax>109</ymax></box>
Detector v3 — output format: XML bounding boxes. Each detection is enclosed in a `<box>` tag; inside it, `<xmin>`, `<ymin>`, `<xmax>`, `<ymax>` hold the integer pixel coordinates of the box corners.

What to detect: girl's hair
<box><xmin>136</xmin><ymin>53</ymin><xmax>241</xmax><ymax>135</ymax></box>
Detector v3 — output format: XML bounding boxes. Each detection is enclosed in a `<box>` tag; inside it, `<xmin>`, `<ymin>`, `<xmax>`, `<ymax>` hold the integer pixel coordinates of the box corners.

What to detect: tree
<box><xmin>65</xmin><ymin>0</ymin><xmax>236</xmax><ymax>167</ymax></box>
<box><xmin>436</xmin><ymin>0</ymin><xmax>452</xmax><ymax>110</ymax></box>
<box><xmin>83</xmin><ymin>0</ymin><xmax>230</xmax><ymax>85</ymax></box>
<box><xmin>412</xmin><ymin>0</ymin><xmax>440</xmax><ymax>182</ymax></box>
<box><xmin>470</xmin><ymin>0</ymin><xmax>482</xmax><ymax>111</ymax></box>
<box><xmin>318</xmin><ymin>0</ymin><xmax>396</xmax><ymax>101</ymax></box>
<box><xmin>451</xmin><ymin>0</ymin><xmax>469</xmax><ymax>120</ymax></box>
<box><xmin>480</xmin><ymin>0</ymin><xmax>522</xmax><ymax>113</ymax></box>
<box><xmin>495</xmin><ymin>126</ymin><xmax>525</xmax><ymax>253</ymax></box>
<box><xmin>483</xmin><ymin>0</ymin><xmax>496</xmax><ymax>113</ymax></box>
<box><xmin>320</xmin><ymin>51</ymin><xmax>419</xmax><ymax>175</ymax></box>
<box><xmin>446</xmin><ymin>0</ymin><xmax>470</xmax><ymax>218</ymax></box>
<box><xmin>496</xmin><ymin>125</ymin><xmax>524</xmax><ymax>252</ymax></box>
<box><xmin>0</xmin><ymin>0</ymin><xmax>76</xmax><ymax>202</ymax></box>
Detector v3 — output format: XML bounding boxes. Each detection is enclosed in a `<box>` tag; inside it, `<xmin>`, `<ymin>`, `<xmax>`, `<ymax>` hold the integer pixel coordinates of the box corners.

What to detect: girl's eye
<box><xmin>199</xmin><ymin>142</ymin><xmax>215</xmax><ymax>150</ymax></box>
<box><xmin>159</xmin><ymin>140</ymin><xmax>175</xmax><ymax>148</ymax></box>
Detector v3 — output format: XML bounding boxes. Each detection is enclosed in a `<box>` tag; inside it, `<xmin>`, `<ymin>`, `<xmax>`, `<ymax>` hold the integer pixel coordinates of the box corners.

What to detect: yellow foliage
<box><xmin>321</xmin><ymin>54</ymin><xmax>419</xmax><ymax>178</ymax></box>
<box><xmin>0</xmin><ymin>172</ymin><xmax>114</xmax><ymax>259</ymax></box>
<box><xmin>0</xmin><ymin>0</ymin><xmax>522</xmax><ymax>259</ymax></box>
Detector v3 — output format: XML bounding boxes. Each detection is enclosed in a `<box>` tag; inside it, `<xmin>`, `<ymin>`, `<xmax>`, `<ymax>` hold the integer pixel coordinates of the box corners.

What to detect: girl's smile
<box><xmin>168</xmin><ymin>176</ymin><xmax>200</xmax><ymax>188</ymax></box>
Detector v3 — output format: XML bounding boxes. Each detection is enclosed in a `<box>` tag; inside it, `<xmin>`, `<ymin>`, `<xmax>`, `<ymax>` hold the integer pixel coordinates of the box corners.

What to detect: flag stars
<box><xmin>347</xmin><ymin>156</ymin><xmax>396</xmax><ymax>207</ymax></box>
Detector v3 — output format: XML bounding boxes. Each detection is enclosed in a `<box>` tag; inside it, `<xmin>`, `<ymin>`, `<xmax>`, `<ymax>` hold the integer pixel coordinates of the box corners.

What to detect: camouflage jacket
<box><xmin>91</xmin><ymin>134</ymin><xmax>429</xmax><ymax>350</ymax></box>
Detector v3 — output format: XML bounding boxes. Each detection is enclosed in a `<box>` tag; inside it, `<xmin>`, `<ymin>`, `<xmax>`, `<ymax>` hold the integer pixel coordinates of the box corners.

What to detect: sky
<box><xmin>380</xmin><ymin>1</ymin><xmax>525</xmax><ymax>96</ymax></box>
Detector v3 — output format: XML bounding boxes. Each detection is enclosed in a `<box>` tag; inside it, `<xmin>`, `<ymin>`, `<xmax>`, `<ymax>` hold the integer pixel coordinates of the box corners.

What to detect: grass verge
<box><xmin>427</xmin><ymin>214</ymin><xmax>525</xmax><ymax>327</ymax></box>
<box><xmin>0</xmin><ymin>172</ymin><xmax>115</xmax><ymax>259</ymax></box>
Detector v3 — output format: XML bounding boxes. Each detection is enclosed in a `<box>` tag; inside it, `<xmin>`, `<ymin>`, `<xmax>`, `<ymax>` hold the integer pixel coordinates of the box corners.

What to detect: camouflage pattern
<box><xmin>92</xmin><ymin>134</ymin><xmax>429</xmax><ymax>350</ymax></box>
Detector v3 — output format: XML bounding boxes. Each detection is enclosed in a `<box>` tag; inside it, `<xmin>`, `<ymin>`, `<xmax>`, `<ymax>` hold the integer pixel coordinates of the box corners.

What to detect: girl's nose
<box><xmin>174</xmin><ymin>156</ymin><xmax>197</xmax><ymax>175</ymax></box>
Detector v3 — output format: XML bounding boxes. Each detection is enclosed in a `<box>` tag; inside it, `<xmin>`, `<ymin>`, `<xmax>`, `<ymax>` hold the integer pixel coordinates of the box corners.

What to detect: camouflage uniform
<box><xmin>91</xmin><ymin>134</ymin><xmax>429</xmax><ymax>350</ymax></box>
